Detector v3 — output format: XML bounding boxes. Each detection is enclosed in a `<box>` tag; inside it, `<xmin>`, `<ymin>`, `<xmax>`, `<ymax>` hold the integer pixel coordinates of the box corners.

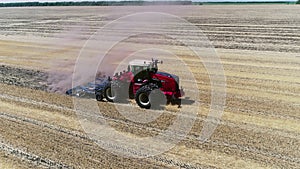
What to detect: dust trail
<box><xmin>47</xmin><ymin>60</ymin><xmax>75</xmax><ymax>93</ymax></box>
<box><xmin>46</xmin><ymin>7</ymin><xmax>185</xmax><ymax>93</ymax></box>
<box><xmin>46</xmin><ymin>26</ymin><xmax>89</xmax><ymax>93</ymax></box>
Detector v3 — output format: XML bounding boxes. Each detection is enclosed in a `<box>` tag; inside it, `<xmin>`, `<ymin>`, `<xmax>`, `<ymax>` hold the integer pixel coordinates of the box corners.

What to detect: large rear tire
<box><xmin>104</xmin><ymin>86</ymin><xmax>115</xmax><ymax>102</ymax></box>
<box><xmin>128</xmin><ymin>82</ymin><xmax>134</xmax><ymax>99</ymax></box>
<box><xmin>104</xmin><ymin>83</ymin><xmax>127</xmax><ymax>103</ymax></box>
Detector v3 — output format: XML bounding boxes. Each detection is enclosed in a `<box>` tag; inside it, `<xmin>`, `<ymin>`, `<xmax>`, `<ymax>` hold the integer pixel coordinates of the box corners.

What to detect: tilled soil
<box><xmin>0</xmin><ymin>65</ymin><xmax>48</xmax><ymax>91</ymax></box>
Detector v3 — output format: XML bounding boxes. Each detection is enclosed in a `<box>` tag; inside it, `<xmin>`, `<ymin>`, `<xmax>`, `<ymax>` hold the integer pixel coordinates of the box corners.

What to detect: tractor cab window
<box><xmin>131</xmin><ymin>65</ymin><xmax>149</xmax><ymax>75</ymax></box>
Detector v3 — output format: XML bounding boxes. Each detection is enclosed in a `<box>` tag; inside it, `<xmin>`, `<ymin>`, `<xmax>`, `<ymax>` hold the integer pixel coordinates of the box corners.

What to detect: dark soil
<box><xmin>0</xmin><ymin>65</ymin><xmax>48</xmax><ymax>91</ymax></box>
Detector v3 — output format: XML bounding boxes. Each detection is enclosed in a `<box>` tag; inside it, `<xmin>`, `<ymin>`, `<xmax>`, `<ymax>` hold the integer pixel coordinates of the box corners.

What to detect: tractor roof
<box><xmin>129</xmin><ymin>59</ymin><xmax>152</xmax><ymax>66</ymax></box>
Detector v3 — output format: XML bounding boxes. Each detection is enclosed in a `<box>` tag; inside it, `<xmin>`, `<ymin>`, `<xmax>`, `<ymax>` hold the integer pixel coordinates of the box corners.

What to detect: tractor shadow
<box><xmin>180</xmin><ymin>97</ymin><xmax>195</xmax><ymax>105</ymax></box>
<box><xmin>167</xmin><ymin>97</ymin><xmax>195</xmax><ymax>108</ymax></box>
<box><xmin>96</xmin><ymin>97</ymin><xmax>195</xmax><ymax>109</ymax></box>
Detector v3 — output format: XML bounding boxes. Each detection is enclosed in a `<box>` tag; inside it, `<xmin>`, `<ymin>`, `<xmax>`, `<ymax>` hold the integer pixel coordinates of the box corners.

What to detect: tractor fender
<box><xmin>139</xmin><ymin>80</ymin><xmax>161</xmax><ymax>90</ymax></box>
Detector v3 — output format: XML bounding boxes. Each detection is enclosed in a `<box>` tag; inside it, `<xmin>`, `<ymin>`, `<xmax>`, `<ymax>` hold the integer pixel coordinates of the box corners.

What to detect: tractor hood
<box><xmin>156</xmin><ymin>71</ymin><xmax>180</xmax><ymax>85</ymax></box>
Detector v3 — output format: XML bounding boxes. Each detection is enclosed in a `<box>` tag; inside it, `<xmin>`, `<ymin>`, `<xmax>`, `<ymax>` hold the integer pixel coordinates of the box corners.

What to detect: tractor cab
<box><xmin>129</xmin><ymin>60</ymin><xmax>153</xmax><ymax>75</ymax></box>
<box><xmin>129</xmin><ymin>59</ymin><xmax>162</xmax><ymax>75</ymax></box>
<box><xmin>128</xmin><ymin>59</ymin><xmax>162</xmax><ymax>83</ymax></box>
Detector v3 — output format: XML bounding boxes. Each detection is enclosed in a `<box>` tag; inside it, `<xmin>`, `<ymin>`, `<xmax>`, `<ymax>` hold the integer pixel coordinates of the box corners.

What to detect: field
<box><xmin>0</xmin><ymin>5</ymin><xmax>300</xmax><ymax>168</ymax></box>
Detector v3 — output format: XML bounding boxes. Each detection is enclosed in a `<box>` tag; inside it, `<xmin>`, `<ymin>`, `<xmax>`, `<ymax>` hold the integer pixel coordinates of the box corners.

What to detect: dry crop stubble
<box><xmin>0</xmin><ymin>5</ymin><xmax>299</xmax><ymax>168</ymax></box>
<box><xmin>1</xmin><ymin>77</ymin><xmax>298</xmax><ymax>168</ymax></box>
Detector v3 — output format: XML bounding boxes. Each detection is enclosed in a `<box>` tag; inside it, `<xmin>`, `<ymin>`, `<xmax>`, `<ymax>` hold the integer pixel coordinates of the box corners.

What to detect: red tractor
<box><xmin>95</xmin><ymin>59</ymin><xmax>184</xmax><ymax>109</ymax></box>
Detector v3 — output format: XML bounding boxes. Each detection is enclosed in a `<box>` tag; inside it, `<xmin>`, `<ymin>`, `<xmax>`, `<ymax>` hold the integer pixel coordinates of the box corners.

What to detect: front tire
<box><xmin>135</xmin><ymin>85</ymin><xmax>166</xmax><ymax>109</ymax></box>
<box><xmin>135</xmin><ymin>86</ymin><xmax>151</xmax><ymax>109</ymax></box>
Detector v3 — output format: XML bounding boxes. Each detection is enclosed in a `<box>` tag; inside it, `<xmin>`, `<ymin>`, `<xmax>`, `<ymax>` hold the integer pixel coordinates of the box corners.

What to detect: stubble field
<box><xmin>0</xmin><ymin>5</ymin><xmax>299</xmax><ymax>169</ymax></box>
